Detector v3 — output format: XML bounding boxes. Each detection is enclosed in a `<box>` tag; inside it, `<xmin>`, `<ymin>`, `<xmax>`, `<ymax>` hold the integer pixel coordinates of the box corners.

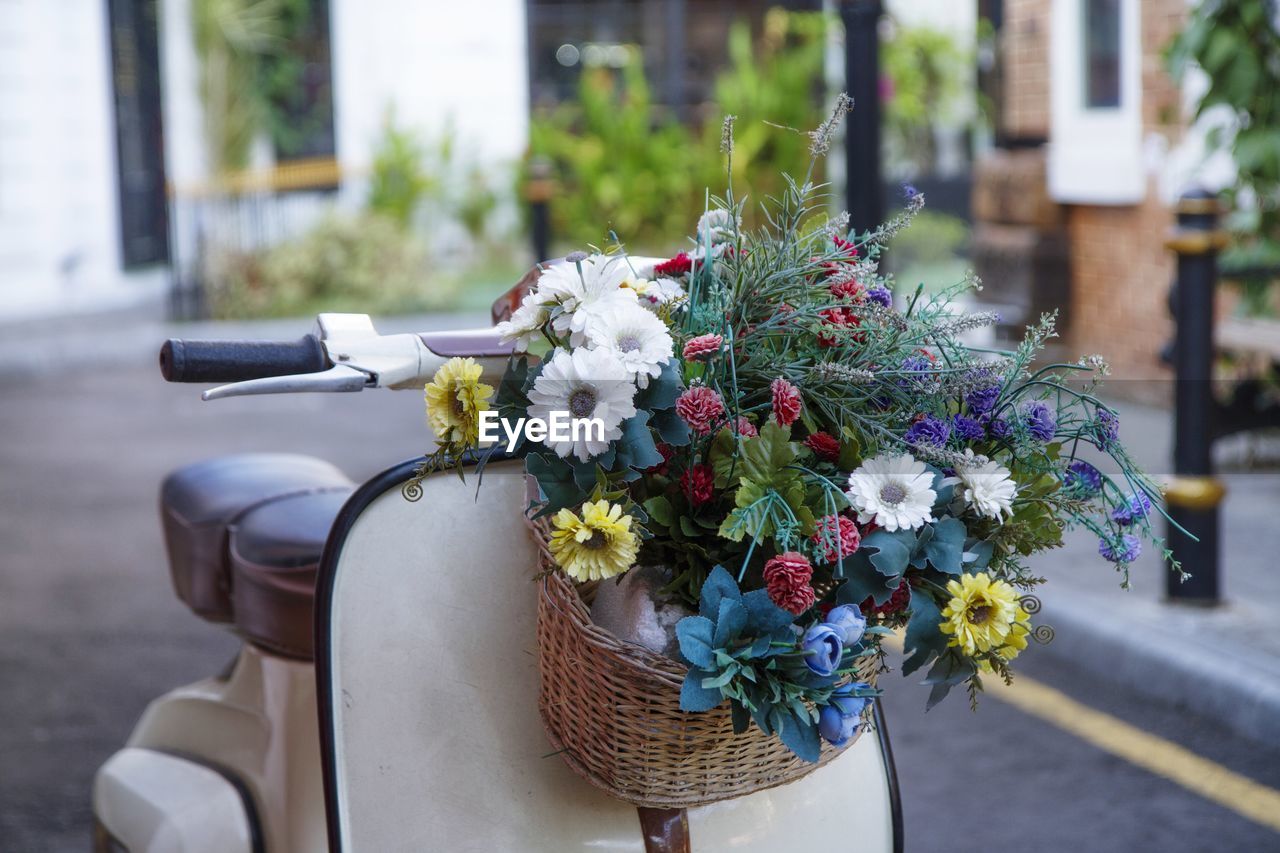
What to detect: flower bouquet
<box><xmin>416</xmin><ymin>103</ymin><xmax>1175</xmax><ymax>806</ymax></box>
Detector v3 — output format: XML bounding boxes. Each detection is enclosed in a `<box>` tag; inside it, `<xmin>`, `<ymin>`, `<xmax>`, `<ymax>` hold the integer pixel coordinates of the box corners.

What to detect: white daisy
<box><xmin>954</xmin><ymin>449</ymin><xmax>1018</xmax><ymax>521</ymax></box>
<box><xmin>632</xmin><ymin>276</ymin><xmax>686</xmax><ymax>310</ymax></box>
<box><xmin>846</xmin><ymin>453</ymin><xmax>937</xmax><ymax>532</ymax></box>
<box><xmin>696</xmin><ymin>208</ymin><xmax>739</xmax><ymax>245</ymax></box>
<box><xmin>527</xmin><ymin>347</ymin><xmax>638</xmax><ymax>462</ymax></box>
<box><xmin>536</xmin><ymin>255</ymin><xmax>638</xmax><ymax>345</ymax></box>
<box><xmin>494</xmin><ymin>290</ymin><xmax>550</xmax><ymax>352</ymax></box>
<box><xmin>583</xmin><ymin>303</ymin><xmax>674</xmax><ymax>389</ymax></box>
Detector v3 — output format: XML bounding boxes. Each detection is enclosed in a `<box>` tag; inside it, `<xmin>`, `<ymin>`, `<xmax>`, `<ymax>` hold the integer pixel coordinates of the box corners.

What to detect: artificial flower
<box><xmin>583</xmin><ymin>302</ymin><xmax>673</xmax><ymax>389</ymax></box>
<box><xmin>828</xmin><ymin>275</ymin><xmax>863</xmax><ymax>301</ymax></box>
<box><xmin>680</xmin><ymin>463</ymin><xmax>715</xmax><ymax>506</ymax></box>
<box><xmin>536</xmin><ymin>254</ymin><xmax>638</xmax><ymax>345</ymax></box>
<box><xmin>824</xmin><ymin>604</ymin><xmax>867</xmax><ymax>647</ymax></box>
<box><xmin>904</xmin><ymin>414</ymin><xmax>951</xmax><ymax>449</ymax></box>
<box><xmin>845</xmin><ymin>453</ymin><xmax>937</xmax><ymax>531</ymax></box>
<box><xmin>1111</xmin><ymin>491</ymin><xmax>1152</xmax><ymax>526</ymax></box>
<box><xmin>952</xmin><ymin>414</ymin><xmax>986</xmax><ymax>442</ymax></box>
<box><xmin>675</xmin><ymin>386</ymin><xmax>725</xmax><ymax>436</ymax></box>
<box><xmin>423</xmin><ymin>357</ymin><xmax>494</xmax><ymax>448</ymax></box>
<box><xmin>1064</xmin><ymin>460</ymin><xmax>1103</xmax><ymax>495</ymax></box>
<box><xmin>763</xmin><ymin>552</ymin><xmax>815</xmax><ymax>615</ymax></box>
<box><xmin>817</xmin><ymin>306</ymin><xmax>860</xmax><ymax>348</ymax></box>
<box><xmin>812</xmin><ymin>514</ymin><xmax>860</xmax><ymax>564</ymax></box>
<box><xmin>865</xmin><ymin>285</ymin><xmax>893</xmax><ymax>308</ymax></box>
<box><xmin>800</xmin><ymin>623</ymin><xmax>843</xmax><ymax>676</ymax></box>
<box><xmin>696</xmin><ymin>208</ymin><xmax>738</xmax><ymax>244</ymax></box>
<box><xmin>493</xmin><ymin>290</ymin><xmax>551</xmax><ymax>352</ymax></box>
<box><xmin>526</xmin><ymin>347</ymin><xmax>637</xmax><ymax>462</ymax></box>
<box><xmin>653</xmin><ymin>252</ymin><xmax>693</xmax><ymax>277</ymax></box>
<box><xmin>938</xmin><ymin>572</ymin><xmax>1023</xmax><ymax>657</ymax></box>
<box><xmin>1099</xmin><ymin>534</ymin><xmax>1141</xmax><ymax>563</ymax></box>
<box><xmin>771</xmin><ymin>377</ymin><xmax>803</xmax><ymax>426</ymax></box>
<box><xmin>627</xmin><ymin>275</ymin><xmax>686</xmax><ymax>310</ymax></box>
<box><xmin>682</xmin><ymin>333</ymin><xmax>723</xmax><ymax>361</ymax></box>
<box><xmin>965</xmin><ymin>382</ymin><xmax>1000</xmax><ymax>415</ymax></box>
<box><xmin>548</xmin><ymin>499</ymin><xmax>639</xmax><ymax>582</ymax></box>
<box><xmin>804</xmin><ymin>431</ymin><xmax>841</xmax><ymax>462</ymax></box>
<box><xmin>861</xmin><ymin>582</ymin><xmax>911</xmax><ymax>617</ymax></box>
<box><xmin>954</xmin><ymin>449</ymin><xmax>1018</xmax><ymax>521</ymax></box>
<box><xmin>818</xmin><ymin>683</ymin><xmax>870</xmax><ymax>747</ymax></box>
<box><xmin>734</xmin><ymin>416</ymin><xmax>758</xmax><ymax>437</ymax></box>
<box><xmin>1020</xmin><ymin>401</ymin><xmax>1057</xmax><ymax>442</ymax></box>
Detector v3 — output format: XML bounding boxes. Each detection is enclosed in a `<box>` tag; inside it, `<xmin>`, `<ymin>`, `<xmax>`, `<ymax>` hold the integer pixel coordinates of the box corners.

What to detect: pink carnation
<box><xmin>812</xmin><ymin>515</ymin><xmax>861</xmax><ymax>564</ymax></box>
<box><xmin>763</xmin><ymin>552</ymin><xmax>816</xmax><ymax>615</ymax></box>
<box><xmin>680</xmin><ymin>463</ymin><xmax>716</xmax><ymax>506</ymax></box>
<box><xmin>771</xmin><ymin>377</ymin><xmax>803</xmax><ymax>427</ymax></box>
<box><xmin>735</xmin><ymin>416</ymin><xmax>758</xmax><ymax>437</ymax></box>
<box><xmin>804</xmin><ymin>431</ymin><xmax>841</xmax><ymax>462</ymax></box>
<box><xmin>682</xmin><ymin>334</ymin><xmax>723</xmax><ymax>361</ymax></box>
<box><xmin>654</xmin><ymin>252</ymin><xmax>693</xmax><ymax>277</ymax></box>
<box><xmin>675</xmin><ymin>386</ymin><xmax>725</xmax><ymax>436</ymax></box>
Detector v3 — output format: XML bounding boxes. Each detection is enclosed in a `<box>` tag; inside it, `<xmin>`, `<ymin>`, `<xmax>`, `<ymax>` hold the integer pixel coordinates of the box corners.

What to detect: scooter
<box><xmin>91</xmin><ymin>266</ymin><xmax>904</xmax><ymax>852</ymax></box>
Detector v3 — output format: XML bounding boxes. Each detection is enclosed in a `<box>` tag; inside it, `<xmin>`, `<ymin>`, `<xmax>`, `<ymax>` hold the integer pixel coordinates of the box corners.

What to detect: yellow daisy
<box><xmin>938</xmin><ymin>572</ymin><xmax>1023</xmax><ymax>657</ymax></box>
<box><xmin>424</xmin><ymin>357</ymin><xmax>494</xmax><ymax>448</ymax></box>
<box><xmin>548</xmin><ymin>500</ymin><xmax>639</xmax><ymax>582</ymax></box>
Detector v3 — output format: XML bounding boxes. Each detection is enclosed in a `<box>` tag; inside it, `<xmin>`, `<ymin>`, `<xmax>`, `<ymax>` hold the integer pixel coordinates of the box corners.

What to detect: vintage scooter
<box><xmin>92</xmin><ymin>266</ymin><xmax>904</xmax><ymax>852</ymax></box>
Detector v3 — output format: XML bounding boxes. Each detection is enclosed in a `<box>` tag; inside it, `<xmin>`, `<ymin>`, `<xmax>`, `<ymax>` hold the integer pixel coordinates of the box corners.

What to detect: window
<box><xmin>1083</xmin><ymin>0</ymin><xmax>1121</xmax><ymax>108</ymax></box>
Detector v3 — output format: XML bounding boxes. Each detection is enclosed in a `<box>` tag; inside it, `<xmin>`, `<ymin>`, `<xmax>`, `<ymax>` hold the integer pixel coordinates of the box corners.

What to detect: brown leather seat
<box><xmin>227</xmin><ymin>490</ymin><xmax>351</xmax><ymax>660</ymax></box>
<box><xmin>160</xmin><ymin>454</ymin><xmax>352</xmax><ymax>649</ymax></box>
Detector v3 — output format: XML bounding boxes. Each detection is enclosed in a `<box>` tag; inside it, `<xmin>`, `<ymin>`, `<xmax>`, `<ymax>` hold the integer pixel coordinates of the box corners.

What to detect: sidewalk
<box><xmin>1034</xmin><ymin>402</ymin><xmax>1280</xmax><ymax>745</ymax></box>
<box><xmin>3</xmin><ymin>307</ymin><xmax>1278</xmax><ymax>744</ymax></box>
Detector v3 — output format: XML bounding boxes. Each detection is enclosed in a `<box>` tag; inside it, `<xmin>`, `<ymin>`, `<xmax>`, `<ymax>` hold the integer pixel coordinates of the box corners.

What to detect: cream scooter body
<box><xmin>92</xmin><ymin>265</ymin><xmax>903</xmax><ymax>851</ymax></box>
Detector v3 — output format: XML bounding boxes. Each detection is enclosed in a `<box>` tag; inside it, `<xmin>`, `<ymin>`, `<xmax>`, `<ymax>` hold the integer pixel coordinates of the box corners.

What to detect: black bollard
<box><xmin>1164</xmin><ymin>189</ymin><xmax>1228</xmax><ymax>605</ymax></box>
<box><xmin>840</xmin><ymin>0</ymin><xmax>884</xmax><ymax>237</ymax></box>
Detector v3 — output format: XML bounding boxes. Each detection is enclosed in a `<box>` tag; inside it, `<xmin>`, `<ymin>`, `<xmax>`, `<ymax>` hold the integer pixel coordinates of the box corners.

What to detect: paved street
<box><xmin>2</xmin><ymin>352</ymin><xmax>1280</xmax><ymax>851</ymax></box>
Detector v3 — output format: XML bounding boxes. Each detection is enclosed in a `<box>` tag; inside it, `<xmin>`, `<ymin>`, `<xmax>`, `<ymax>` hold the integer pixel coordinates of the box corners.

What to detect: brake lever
<box><xmin>202</xmin><ymin>364</ymin><xmax>370</xmax><ymax>401</ymax></box>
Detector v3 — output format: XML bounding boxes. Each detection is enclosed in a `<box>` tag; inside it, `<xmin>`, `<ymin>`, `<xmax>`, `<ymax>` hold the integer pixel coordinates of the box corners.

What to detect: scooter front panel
<box><xmin>318</xmin><ymin>459</ymin><xmax>897</xmax><ymax>852</ymax></box>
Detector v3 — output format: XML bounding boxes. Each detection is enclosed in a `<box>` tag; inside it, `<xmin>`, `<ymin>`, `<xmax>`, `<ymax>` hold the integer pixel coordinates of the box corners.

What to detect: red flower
<box><xmin>654</xmin><ymin>252</ymin><xmax>693</xmax><ymax>277</ymax></box>
<box><xmin>771</xmin><ymin>377</ymin><xmax>802</xmax><ymax>427</ymax></box>
<box><xmin>828</xmin><ymin>275</ymin><xmax>863</xmax><ymax>301</ymax></box>
<box><xmin>860</xmin><ymin>581</ymin><xmax>911</xmax><ymax>617</ymax></box>
<box><xmin>804</xmin><ymin>431</ymin><xmax>841</xmax><ymax>462</ymax></box>
<box><xmin>817</xmin><ymin>306</ymin><xmax>862</xmax><ymax>348</ymax></box>
<box><xmin>832</xmin><ymin>234</ymin><xmax>859</xmax><ymax>259</ymax></box>
<box><xmin>735</xmin><ymin>415</ymin><xmax>758</xmax><ymax>437</ymax></box>
<box><xmin>675</xmin><ymin>386</ymin><xmax>725</xmax><ymax>435</ymax></box>
<box><xmin>682</xmin><ymin>333</ymin><xmax>723</xmax><ymax>361</ymax></box>
<box><xmin>763</xmin><ymin>552</ymin><xmax>816</xmax><ymax>615</ymax></box>
<box><xmin>680</xmin><ymin>463</ymin><xmax>715</xmax><ymax>506</ymax></box>
<box><xmin>812</xmin><ymin>514</ymin><xmax>861</xmax><ymax>564</ymax></box>
<box><xmin>649</xmin><ymin>443</ymin><xmax>676</xmax><ymax>475</ymax></box>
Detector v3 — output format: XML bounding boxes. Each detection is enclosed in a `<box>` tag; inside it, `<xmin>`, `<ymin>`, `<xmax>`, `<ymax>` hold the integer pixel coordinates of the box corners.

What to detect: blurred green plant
<box><xmin>192</xmin><ymin>0</ymin><xmax>281</xmax><ymax>171</ymax></box>
<box><xmin>207</xmin><ymin>213</ymin><xmax>458</xmax><ymax>318</ymax></box>
<box><xmin>256</xmin><ymin>0</ymin><xmax>333</xmax><ymax>158</ymax></box>
<box><xmin>1167</xmin><ymin>0</ymin><xmax>1280</xmax><ymax>317</ymax></box>
<box><xmin>527</xmin><ymin>9</ymin><xmax>827</xmax><ymax>253</ymax></box>
<box><xmin>881</xmin><ymin>21</ymin><xmax>971</xmax><ymax>176</ymax></box>
<box><xmin>367</xmin><ymin>114</ymin><xmax>438</xmax><ymax>229</ymax></box>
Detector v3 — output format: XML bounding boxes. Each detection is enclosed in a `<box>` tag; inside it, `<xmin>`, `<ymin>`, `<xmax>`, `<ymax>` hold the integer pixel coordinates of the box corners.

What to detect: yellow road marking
<box><xmin>982</xmin><ymin>674</ymin><xmax>1280</xmax><ymax>835</ymax></box>
<box><xmin>880</xmin><ymin>634</ymin><xmax>1280</xmax><ymax>833</ymax></box>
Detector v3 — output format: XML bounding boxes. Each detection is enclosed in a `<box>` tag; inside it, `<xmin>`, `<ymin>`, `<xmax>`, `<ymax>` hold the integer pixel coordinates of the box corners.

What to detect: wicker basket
<box><xmin>532</xmin><ymin>527</ymin><xmax>879</xmax><ymax>808</ymax></box>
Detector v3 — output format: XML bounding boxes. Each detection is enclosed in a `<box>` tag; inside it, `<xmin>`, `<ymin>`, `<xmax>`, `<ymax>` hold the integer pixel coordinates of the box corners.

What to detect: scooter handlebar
<box><xmin>159</xmin><ymin>335</ymin><xmax>330</xmax><ymax>383</ymax></box>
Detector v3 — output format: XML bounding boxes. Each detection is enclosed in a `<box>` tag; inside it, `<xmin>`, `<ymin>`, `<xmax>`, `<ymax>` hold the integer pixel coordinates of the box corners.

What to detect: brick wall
<box><xmin>1063</xmin><ymin>0</ymin><xmax>1188</xmax><ymax>401</ymax></box>
<box><xmin>1001</xmin><ymin>0</ymin><xmax>1051</xmax><ymax>140</ymax></box>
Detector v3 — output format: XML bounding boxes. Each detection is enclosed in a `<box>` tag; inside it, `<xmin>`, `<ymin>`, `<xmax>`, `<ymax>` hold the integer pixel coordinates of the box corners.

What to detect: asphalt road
<box><xmin>2</xmin><ymin>363</ymin><xmax>1279</xmax><ymax>852</ymax></box>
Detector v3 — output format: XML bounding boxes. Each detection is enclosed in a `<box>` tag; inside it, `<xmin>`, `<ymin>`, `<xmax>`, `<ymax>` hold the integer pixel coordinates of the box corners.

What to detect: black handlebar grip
<box><xmin>159</xmin><ymin>335</ymin><xmax>329</xmax><ymax>383</ymax></box>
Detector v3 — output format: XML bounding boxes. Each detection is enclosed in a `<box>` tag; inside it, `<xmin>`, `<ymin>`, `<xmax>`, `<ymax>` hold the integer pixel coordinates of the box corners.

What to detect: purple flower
<box><xmin>865</xmin><ymin>285</ymin><xmax>893</xmax><ymax>308</ymax></box>
<box><xmin>818</xmin><ymin>683</ymin><xmax>871</xmax><ymax>746</ymax></box>
<box><xmin>1021</xmin><ymin>401</ymin><xmax>1057</xmax><ymax>442</ymax></box>
<box><xmin>966</xmin><ymin>382</ymin><xmax>1000</xmax><ymax>415</ymax></box>
<box><xmin>905</xmin><ymin>414</ymin><xmax>951</xmax><ymax>448</ymax></box>
<box><xmin>825</xmin><ymin>605</ymin><xmax>867</xmax><ymax>647</ymax></box>
<box><xmin>1099</xmin><ymin>534</ymin><xmax>1142</xmax><ymax>563</ymax></box>
<box><xmin>1064</xmin><ymin>460</ymin><xmax>1103</xmax><ymax>495</ymax></box>
<box><xmin>1093</xmin><ymin>408</ymin><xmax>1120</xmax><ymax>450</ymax></box>
<box><xmin>952</xmin><ymin>414</ymin><xmax>986</xmax><ymax>442</ymax></box>
<box><xmin>1111</xmin><ymin>492</ymin><xmax>1152</xmax><ymax>526</ymax></box>
<box><xmin>801</xmin><ymin>624</ymin><xmax>844</xmax><ymax>677</ymax></box>
<box><xmin>987</xmin><ymin>414</ymin><xmax>1011</xmax><ymax>440</ymax></box>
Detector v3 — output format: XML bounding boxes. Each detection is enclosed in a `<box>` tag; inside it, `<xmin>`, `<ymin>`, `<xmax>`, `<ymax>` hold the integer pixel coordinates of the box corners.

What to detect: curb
<box><xmin>1040</xmin><ymin>591</ymin><xmax>1280</xmax><ymax>746</ymax></box>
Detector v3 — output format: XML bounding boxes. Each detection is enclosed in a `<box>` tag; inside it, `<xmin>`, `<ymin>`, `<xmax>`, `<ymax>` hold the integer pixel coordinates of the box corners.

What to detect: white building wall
<box><xmin>0</xmin><ymin>0</ymin><xmax>165</xmax><ymax>320</ymax></box>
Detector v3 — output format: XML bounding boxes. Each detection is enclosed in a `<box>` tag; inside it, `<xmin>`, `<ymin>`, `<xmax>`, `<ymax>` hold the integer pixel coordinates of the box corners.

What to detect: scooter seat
<box><xmin>160</xmin><ymin>454</ymin><xmax>352</xmax><ymax>625</ymax></box>
<box><xmin>227</xmin><ymin>490</ymin><xmax>351</xmax><ymax>660</ymax></box>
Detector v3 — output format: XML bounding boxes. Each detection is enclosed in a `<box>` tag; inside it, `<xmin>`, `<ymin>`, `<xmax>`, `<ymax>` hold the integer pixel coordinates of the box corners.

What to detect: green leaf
<box><xmin>676</xmin><ymin>616</ymin><xmax>716</xmax><ymax>668</ymax></box>
<box><xmin>902</xmin><ymin>591</ymin><xmax>947</xmax><ymax>677</ymax></box>
<box><xmin>740</xmin><ymin>421</ymin><xmax>797</xmax><ymax>484</ymax></box>
<box><xmin>923</xmin><ymin>517</ymin><xmax>966</xmax><ymax>575</ymax></box>
<box><xmin>525</xmin><ymin>452</ymin><xmax>580</xmax><ymax>516</ymax></box>
<box><xmin>613</xmin><ymin>411</ymin><xmax>663</xmax><ymax>474</ymax></box>
<box><xmin>634</xmin><ymin>359</ymin><xmax>685</xmax><ymax>410</ymax></box>
<box><xmin>713</xmin><ymin>598</ymin><xmax>749</xmax><ymax>648</ymax></box>
<box><xmin>644</xmin><ymin>495</ymin><xmax>674</xmax><ymax>528</ymax></box>
<box><xmin>680</xmin><ymin>669</ymin><xmax>724</xmax><ymax>712</ymax></box>
<box><xmin>776</xmin><ymin>708</ymin><xmax>821</xmax><ymax>763</ymax></box>
<box><xmin>650</xmin><ymin>407</ymin><xmax>691</xmax><ymax>446</ymax></box>
<box><xmin>700</xmin><ymin>566</ymin><xmax>741</xmax><ymax>618</ymax></box>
